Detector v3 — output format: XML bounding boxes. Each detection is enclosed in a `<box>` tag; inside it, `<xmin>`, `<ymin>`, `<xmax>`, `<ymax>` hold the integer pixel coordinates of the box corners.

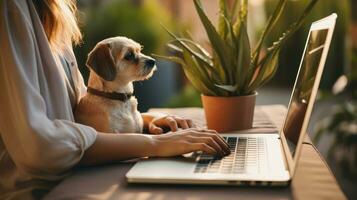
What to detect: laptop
<box><xmin>126</xmin><ymin>14</ymin><xmax>337</xmax><ymax>186</ymax></box>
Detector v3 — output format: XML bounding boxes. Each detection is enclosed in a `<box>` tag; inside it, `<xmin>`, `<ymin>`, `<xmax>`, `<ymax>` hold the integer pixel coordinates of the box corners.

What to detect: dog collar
<box><xmin>87</xmin><ymin>87</ymin><xmax>133</xmax><ymax>102</ymax></box>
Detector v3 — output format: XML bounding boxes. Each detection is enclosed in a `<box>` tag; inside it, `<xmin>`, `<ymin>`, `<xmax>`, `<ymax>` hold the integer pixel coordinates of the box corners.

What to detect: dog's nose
<box><xmin>145</xmin><ymin>59</ymin><xmax>156</xmax><ymax>68</ymax></box>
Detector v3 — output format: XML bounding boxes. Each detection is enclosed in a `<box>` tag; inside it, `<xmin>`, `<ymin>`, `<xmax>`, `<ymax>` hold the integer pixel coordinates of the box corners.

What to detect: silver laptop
<box><xmin>126</xmin><ymin>14</ymin><xmax>337</xmax><ymax>186</ymax></box>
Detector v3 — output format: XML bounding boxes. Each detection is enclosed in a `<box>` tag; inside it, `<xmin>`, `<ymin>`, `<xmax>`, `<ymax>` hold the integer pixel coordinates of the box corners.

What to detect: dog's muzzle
<box><xmin>145</xmin><ymin>59</ymin><xmax>156</xmax><ymax>68</ymax></box>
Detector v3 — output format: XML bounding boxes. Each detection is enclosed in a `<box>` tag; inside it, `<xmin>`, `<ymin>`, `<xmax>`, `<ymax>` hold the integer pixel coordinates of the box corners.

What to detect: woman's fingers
<box><xmin>149</xmin><ymin>123</ymin><xmax>163</xmax><ymax>135</ymax></box>
<box><xmin>183</xmin><ymin>130</ymin><xmax>229</xmax><ymax>156</ymax></box>
<box><xmin>188</xmin><ymin>130</ymin><xmax>230</xmax><ymax>154</ymax></box>
<box><xmin>187</xmin><ymin>119</ymin><xmax>195</xmax><ymax>128</ymax></box>
<box><xmin>152</xmin><ymin>128</ymin><xmax>233</xmax><ymax>157</ymax></box>
<box><xmin>149</xmin><ymin>115</ymin><xmax>197</xmax><ymax>133</ymax></box>
<box><xmin>194</xmin><ymin>128</ymin><xmax>218</xmax><ymax>134</ymax></box>
<box><xmin>209</xmin><ymin>135</ymin><xmax>230</xmax><ymax>155</ymax></box>
<box><xmin>166</xmin><ymin>117</ymin><xmax>179</xmax><ymax>132</ymax></box>
<box><xmin>209</xmin><ymin>133</ymin><xmax>230</xmax><ymax>154</ymax></box>
<box><xmin>190</xmin><ymin>136</ymin><xmax>226</xmax><ymax>156</ymax></box>
<box><xmin>175</xmin><ymin>117</ymin><xmax>189</xmax><ymax>129</ymax></box>
<box><xmin>189</xmin><ymin>143</ymin><xmax>217</xmax><ymax>155</ymax></box>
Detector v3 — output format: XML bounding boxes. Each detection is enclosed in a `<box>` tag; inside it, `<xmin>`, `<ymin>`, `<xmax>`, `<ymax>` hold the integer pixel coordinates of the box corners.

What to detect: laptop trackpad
<box><xmin>126</xmin><ymin>157</ymin><xmax>196</xmax><ymax>179</ymax></box>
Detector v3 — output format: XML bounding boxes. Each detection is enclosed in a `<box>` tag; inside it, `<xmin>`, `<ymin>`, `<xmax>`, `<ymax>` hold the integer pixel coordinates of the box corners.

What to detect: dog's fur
<box><xmin>75</xmin><ymin>37</ymin><xmax>156</xmax><ymax>133</ymax></box>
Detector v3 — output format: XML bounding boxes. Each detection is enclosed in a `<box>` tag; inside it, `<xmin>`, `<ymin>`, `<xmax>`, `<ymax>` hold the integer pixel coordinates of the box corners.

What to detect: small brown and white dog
<box><xmin>75</xmin><ymin>37</ymin><xmax>156</xmax><ymax>133</ymax></box>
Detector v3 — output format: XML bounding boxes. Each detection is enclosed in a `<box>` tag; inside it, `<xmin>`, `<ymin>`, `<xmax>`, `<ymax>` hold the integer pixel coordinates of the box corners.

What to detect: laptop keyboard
<box><xmin>194</xmin><ymin>137</ymin><xmax>268</xmax><ymax>174</ymax></box>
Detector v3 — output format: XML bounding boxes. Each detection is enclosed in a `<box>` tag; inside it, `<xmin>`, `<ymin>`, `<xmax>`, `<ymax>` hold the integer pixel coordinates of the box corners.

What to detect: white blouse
<box><xmin>0</xmin><ymin>0</ymin><xmax>97</xmax><ymax>199</ymax></box>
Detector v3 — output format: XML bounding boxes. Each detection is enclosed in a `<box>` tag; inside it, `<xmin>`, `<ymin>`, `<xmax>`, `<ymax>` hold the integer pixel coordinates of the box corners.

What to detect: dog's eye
<box><xmin>124</xmin><ymin>51</ymin><xmax>135</xmax><ymax>61</ymax></box>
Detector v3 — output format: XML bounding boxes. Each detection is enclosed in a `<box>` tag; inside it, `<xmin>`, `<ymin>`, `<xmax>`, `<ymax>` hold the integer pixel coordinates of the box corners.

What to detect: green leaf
<box><xmin>182</xmin><ymin>50</ymin><xmax>217</xmax><ymax>93</ymax></box>
<box><xmin>222</xmin><ymin>16</ymin><xmax>237</xmax><ymax>84</ymax></box>
<box><xmin>252</xmin><ymin>0</ymin><xmax>286</xmax><ymax>65</ymax></box>
<box><xmin>223</xmin><ymin>16</ymin><xmax>236</xmax><ymax>46</ymax></box>
<box><xmin>246</xmin><ymin>50</ymin><xmax>280</xmax><ymax>92</ymax></box>
<box><xmin>193</xmin><ymin>0</ymin><xmax>231</xmax><ymax>83</ymax></box>
<box><xmin>169</xmin><ymin>38</ymin><xmax>212</xmax><ymax>60</ymax></box>
<box><xmin>235</xmin><ymin>21</ymin><xmax>251</xmax><ymax>93</ymax></box>
<box><xmin>233</xmin><ymin>18</ymin><xmax>241</xmax><ymax>39</ymax></box>
<box><xmin>215</xmin><ymin>84</ymin><xmax>238</xmax><ymax>92</ymax></box>
<box><xmin>262</xmin><ymin>0</ymin><xmax>320</xmax><ymax>61</ymax></box>
<box><xmin>153</xmin><ymin>54</ymin><xmax>215</xmax><ymax>95</ymax></box>
<box><xmin>167</xmin><ymin>44</ymin><xmax>183</xmax><ymax>54</ymax></box>
<box><xmin>230</xmin><ymin>0</ymin><xmax>240</xmax><ymax>21</ymax></box>
<box><xmin>218</xmin><ymin>0</ymin><xmax>229</xmax><ymax>40</ymax></box>
<box><xmin>168</xmin><ymin>39</ymin><xmax>222</xmax><ymax>84</ymax></box>
<box><xmin>212</xmin><ymin>54</ymin><xmax>227</xmax><ymax>85</ymax></box>
<box><xmin>185</xmin><ymin>49</ymin><xmax>223</xmax><ymax>87</ymax></box>
<box><xmin>233</xmin><ymin>0</ymin><xmax>248</xmax><ymax>35</ymax></box>
<box><xmin>178</xmin><ymin>31</ymin><xmax>225</xmax><ymax>82</ymax></box>
<box><xmin>248</xmin><ymin>0</ymin><xmax>319</xmax><ymax>93</ymax></box>
<box><xmin>240</xmin><ymin>0</ymin><xmax>248</xmax><ymax>23</ymax></box>
<box><xmin>152</xmin><ymin>54</ymin><xmax>185</xmax><ymax>66</ymax></box>
<box><xmin>161</xmin><ymin>25</ymin><xmax>214</xmax><ymax>69</ymax></box>
<box><xmin>257</xmin><ymin>51</ymin><xmax>280</xmax><ymax>89</ymax></box>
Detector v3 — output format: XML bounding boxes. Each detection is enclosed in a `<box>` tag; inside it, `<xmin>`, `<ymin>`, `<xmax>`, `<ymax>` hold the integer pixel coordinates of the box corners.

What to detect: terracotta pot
<box><xmin>201</xmin><ymin>93</ymin><xmax>257</xmax><ymax>133</ymax></box>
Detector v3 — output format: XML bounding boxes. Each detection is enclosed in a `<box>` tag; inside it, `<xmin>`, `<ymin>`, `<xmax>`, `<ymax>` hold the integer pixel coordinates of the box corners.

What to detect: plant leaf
<box><xmin>252</xmin><ymin>0</ymin><xmax>286</xmax><ymax>65</ymax></box>
<box><xmin>230</xmin><ymin>0</ymin><xmax>240</xmax><ymax>21</ymax></box>
<box><xmin>246</xmin><ymin>50</ymin><xmax>280</xmax><ymax>92</ymax></box>
<box><xmin>193</xmin><ymin>0</ymin><xmax>231</xmax><ymax>83</ymax></box>
<box><xmin>168</xmin><ymin>39</ymin><xmax>222</xmax><ymax>84</ymax></box>
<box><xmin>240</xmin><ymin>0</ymin><xmax>248</xmax><ymax>23</ymax></box>
<box><xmin>162</xmin><ymin>26</ymin><xmax>209</xmax><ymax>63</ymax></box>
<box><xmin>182</xmin><ymin>50</ymin><xmax>218</xmax><ymax>93</ymax></box>
<box><xmin>215</xmin><ymin>84</ymin><xmax>238</xmax><ymax>92</ymax></box>
<box><xmin>185</xmin><ymin>49</ymin><xmax>223</xmax><ymax>87</ymax></box>
<box><xmin>233</xmin><ymin>0</ymin><xmax>248</xmax><ymax>35</ymax></box>
<box><xmin>235</xmin><ymin>21</ymin><xmax>251</xmax><ymax>94</ymax></box>
<box><xmin>261</xmin><ymin>0</ymin><xmax>320</xmax><ymax>62</ymax></box>
<box><xmin>218</xmin><ymin>0</ymin><xmax>229</xmax><ymax>40</ymax></box>
<box><xmin>169</xmin><ymin>38</ymin><xmax>212</xmax><ymax>60</ymax></box>
<box><xmin>257</xmin><ymin>51</ymin><xmax>280</xmax><ymax>89</ymax></box>
<box><xmin>222</xmin><ymin>16</ymin><xmax>237</xmax><ymax>84</ymax></box>
<box><xmin>153</xmin><ymin>54</ymin><xmax>216</xmax><ymax>95</ymax></box>
<box><xmin>248</xmin><ymin>0</ymin><xmax>319</xmax><ymax>93</ymax></box>
<box><xmin>179</xmin><ymin>31</ymin><xmax>223</xmax><ymax>83</ymax></box>
<box><xmin>161</xmin><ymin>25</ymin><xmax>214</xmax><ymax>69</ymax></box>
<box><xmin>167</xmin><ymin>43</ymin><xmax>183</xmax><ymax>54</ymax></box>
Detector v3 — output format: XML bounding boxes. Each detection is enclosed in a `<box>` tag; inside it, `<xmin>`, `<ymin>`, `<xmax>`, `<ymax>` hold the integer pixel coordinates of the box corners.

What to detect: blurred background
<box><xmin>75</xmin><ymin>0</ymin><xmax>356</xmax><ymax>198</ymax></box>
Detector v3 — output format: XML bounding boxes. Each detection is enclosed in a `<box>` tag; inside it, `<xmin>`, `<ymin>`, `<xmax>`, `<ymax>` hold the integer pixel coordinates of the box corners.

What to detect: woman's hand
<box><xmin>151</xmin><ymin>128</ymin><xmax>230</xmax><ymax>157</ymax></box>
<box><xmin>80</xmin><ymin>128</ymin><xmax>230</xmax><ymax>166</ymax></box>
<box><xmin>142</xmin><ymin>113</ymin><xmax>195</xmax><ymax>134</ymax></box>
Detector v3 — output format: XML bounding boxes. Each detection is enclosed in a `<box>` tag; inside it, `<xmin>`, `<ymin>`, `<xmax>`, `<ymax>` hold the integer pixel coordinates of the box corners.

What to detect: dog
<box><xmin>75</xmin><ymin>37</ymin><xmax>156</xmax><ymax>133</ymax></box>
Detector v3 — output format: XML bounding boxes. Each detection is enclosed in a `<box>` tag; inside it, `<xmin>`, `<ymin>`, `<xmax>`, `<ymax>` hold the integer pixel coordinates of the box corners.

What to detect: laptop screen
<box><xmin>283</xmin><ymin>28</ymin><xmax>329</xmax><ymax>157</ymax></box>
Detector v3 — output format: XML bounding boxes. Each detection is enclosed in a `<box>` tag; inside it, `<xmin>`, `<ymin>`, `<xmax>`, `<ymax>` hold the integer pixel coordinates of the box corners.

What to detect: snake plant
<box><xmin>155</xmin><ymin>0</ymin><xmax>319</xmax><ymax>96</ymax></box>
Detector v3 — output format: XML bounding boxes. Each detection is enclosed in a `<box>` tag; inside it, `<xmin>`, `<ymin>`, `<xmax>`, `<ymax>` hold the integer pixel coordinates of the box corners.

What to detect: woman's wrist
<box><xmin>145</xmin><ymin>134</ymin><xmax>161</xmax><ymax>157</ymax></box>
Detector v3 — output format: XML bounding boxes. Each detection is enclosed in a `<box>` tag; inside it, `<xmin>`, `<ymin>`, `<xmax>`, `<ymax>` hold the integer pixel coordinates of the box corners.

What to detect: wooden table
<box><xmin>44</xmin><ymin>105</ymin><xmax>346</xmax><ymax>200</ymax></box>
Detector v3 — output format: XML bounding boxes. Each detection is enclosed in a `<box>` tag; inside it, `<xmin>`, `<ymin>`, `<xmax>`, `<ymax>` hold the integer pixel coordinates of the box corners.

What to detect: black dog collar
<box><xmin>87</xmin><ymin>87</ymin><xmax>133</xmax><ymax>102</ymax></box>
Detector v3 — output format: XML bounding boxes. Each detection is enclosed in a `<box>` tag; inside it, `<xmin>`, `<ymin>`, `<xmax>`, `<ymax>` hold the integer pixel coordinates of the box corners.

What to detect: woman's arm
<box><xmin>79</xmin><ymin>129</ymin><xmax>230</xmax><ymax>166</ymax></box>
<box><xmin>0</xmin><ymin>0</ymin><xmax>97</xmax><ymax>175</ymax></box>
<box><xmin>79</xmin><ymin>133</ymin><xmax>155</xmax><ymax>166</ymax></box>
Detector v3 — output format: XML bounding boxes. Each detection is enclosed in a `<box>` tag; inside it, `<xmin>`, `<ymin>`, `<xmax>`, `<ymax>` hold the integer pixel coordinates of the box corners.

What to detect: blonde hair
<box><xmin>33</xmin><ymin>0</ymin><xmax>82</xmax><ymax>54</ymax></box>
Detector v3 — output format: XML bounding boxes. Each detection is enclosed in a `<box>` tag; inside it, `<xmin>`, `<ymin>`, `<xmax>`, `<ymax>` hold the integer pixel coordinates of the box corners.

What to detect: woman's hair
<box><xmin>33</xmin><ymin>0</ymin><xmax>82</xmax><ymax>54</ymax></box>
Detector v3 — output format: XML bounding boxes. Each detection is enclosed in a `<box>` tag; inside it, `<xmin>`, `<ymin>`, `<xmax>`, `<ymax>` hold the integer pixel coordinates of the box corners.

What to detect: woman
<box><xmin>0</xmin><ymin>0</ymin><xmax>229</xmax><ymax>199</ymax></box>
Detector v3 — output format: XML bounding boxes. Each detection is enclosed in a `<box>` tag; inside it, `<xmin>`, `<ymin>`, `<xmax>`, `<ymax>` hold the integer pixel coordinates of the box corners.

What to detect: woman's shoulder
<box><xmin>1</xmin><ymin>0</ymin><xmax>31</xmax><ymax>16</ymax></box>
<box><xmin>1</xmin><ymin>0</ymin><xmax>36</xmax><ymax>34</ymax></box>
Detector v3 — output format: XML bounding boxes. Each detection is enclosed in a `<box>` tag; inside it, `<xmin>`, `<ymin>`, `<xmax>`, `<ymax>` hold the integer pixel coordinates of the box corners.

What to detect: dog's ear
<box><xmin>86</xmin><ymin>43</ymin><xmax>117</xmax><ymax>81</ymax></box>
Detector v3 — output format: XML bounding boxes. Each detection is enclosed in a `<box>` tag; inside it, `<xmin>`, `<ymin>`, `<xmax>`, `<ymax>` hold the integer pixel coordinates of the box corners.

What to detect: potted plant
<box><xmin>155</xmin><ymin>0</ymin><xmax>319</xmax><ymax>132</ymax></box>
